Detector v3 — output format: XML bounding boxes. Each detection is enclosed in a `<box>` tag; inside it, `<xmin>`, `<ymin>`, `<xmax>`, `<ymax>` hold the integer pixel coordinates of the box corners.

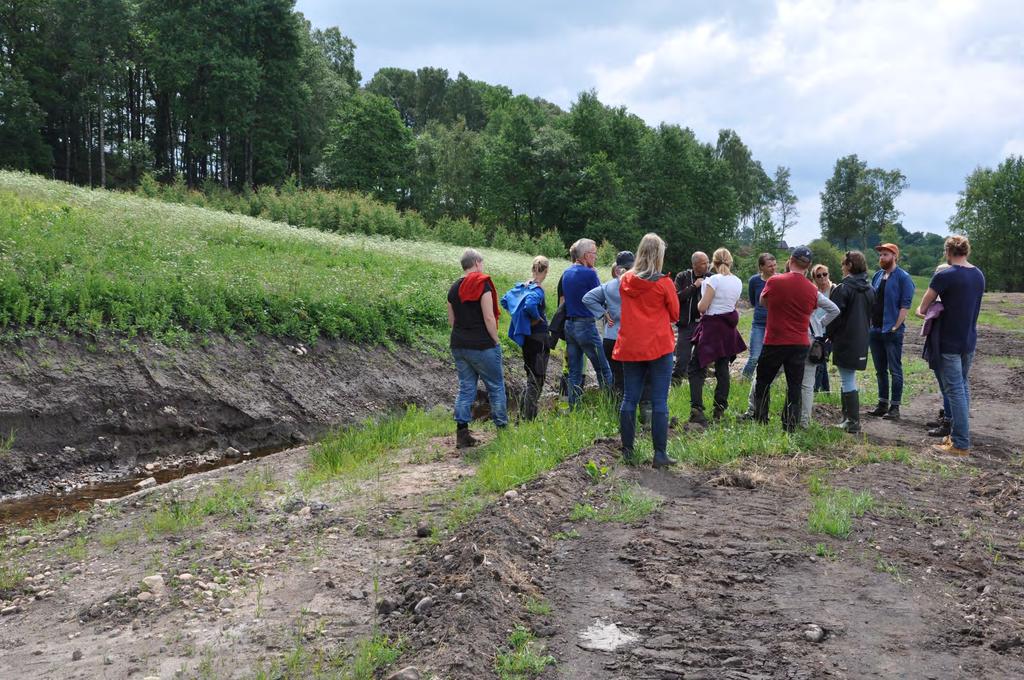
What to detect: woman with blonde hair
<box><xmin>613</xmin><ymin>233</ymin><xmax>679</xmax><ymax>467</ymax></box>
<box><xmin>501</xmin><ymin>255</ymin><xmax>551</xmax><ymax>421</ymax></box>
<box><xmin>687</xmin><ymin>247</ymin><xmax>746</xmax><ymax>424</ymax></box>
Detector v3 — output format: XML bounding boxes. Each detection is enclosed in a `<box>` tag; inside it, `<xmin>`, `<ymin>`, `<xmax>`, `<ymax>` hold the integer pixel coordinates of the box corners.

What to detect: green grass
<box><xmin>251</xmin><ymin>631</ymin><xmax>402</xmax><ymax>680</ymax></box>
<box><xmin>875</xmin><ymin>557</ymin><xmax>906</xmax><ymax>584</ymax></box>
<box><xmin>494</xmin><ymin>626</ymin><xmax>556</xmax><ymax>680</ymax></box>
<box><xmin>0</xmin><ymin>563</ymin><xmax>27</xmax><ymax>591</ymax></box>
<box><xmin>807</xmin><ymin>475</ymin><xmax>875</xmax><ymax>538</ymax></box>
<box><xmin>976</xmin><ymin>309</ymin><xmax>1024</xmax><ymax>332</ymax></box>
<box><xmin>814</xmin><ymin>542</ymin><xmax>837</xmax><ymax>559</ymax></box>
<box><xmin>0</xmin><ymin>171</ymin><xmax>565</xmax><ymax>345</ymax></box>
<box><xmin>523</xmin><ymin>596</ymin><xmax>552</xmax><ymax>616</ymax></box>
<box><xmin>303</xmin><ymin>406</ymin><xmax>451</xmax><ymax>488</ymax></box>
<box><xmin>145</xmin><ymin>469</ymin><xmax>276</xmax><ymax>536</ymax></box>
<box><xmin>570</xmin><ymin>482</ymin><xmax>661</xmax><ymax>524</ymax></box>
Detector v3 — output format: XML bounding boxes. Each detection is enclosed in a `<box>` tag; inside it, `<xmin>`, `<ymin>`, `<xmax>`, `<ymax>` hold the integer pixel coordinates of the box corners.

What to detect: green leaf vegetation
<box><xmin>0</xmin><ymin>173</ymin><xmax>561</xmax><ymax>344</ymax></box>
<box><xmin>806</xmin><ymin>474</ymin><xmax>875</xmax><ymax>539</ymax></box>
<box><xmin>494</xmin><ymin>626</ymin><xmax>556</xmax><ymax>680</ymax></box>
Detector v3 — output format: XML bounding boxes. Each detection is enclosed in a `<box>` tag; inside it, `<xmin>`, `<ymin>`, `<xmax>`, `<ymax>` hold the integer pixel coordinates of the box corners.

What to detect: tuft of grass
<box><xmin>494</xmin><ymin>625</ymin><xmax>556</xmax><ymax>680</ymax></box>
<box><xmin>523</xmin><ymin>596</ymin><xmax>552</xmax><ymax>616</ymax></box>
<box><xmin>875</xmin><ymin>558</ymin><xmax>906</xmax><ymax>584</ymax></box>
<box><xmin>0</xmin><ymin>429</ymin><xmax>14</xmax><ymax>457</ymax></box>
<box><xmin>145</xmin><ymin>469</ymin><xmax>275</xmax><ymax>536</ymax></box>
<box><xmin>552</xmin><ymin>529</ymin><xmax>580</xmax><ymax>541</ymax></box>
<box><xmin>807</xmin><ymin>474</ymin><xmax>875</xmax><ymax>539</ymax></box>
<box><xmin>99</xmin><ymin>527</ymin><xmax>141</xmax><ymax>550</ymax></box>
<box><xmin>345</xmin><ymin>634</ymin><xmax>404</xmax><ymax>680</ymax></box>
<box><xmin>303</xmin><ymin>406</ymin><xmax>451</xmax><ymax>488</ymax></box>
<box><xmin>814</xmin><ymin>542</ymin><xmax>837</xmax><ymax>559</ymax></box>
<box><xmin>61</xmin><ymin>535</ymin><xmax>89</xmax><ymax>561</ymax></box>
<box><xmin>570</xmin><ymin>483</ymin><xmax>661</xmax><ymax>524</ymax></box>
<box><xmin>0</xmin><ymin>563</ymin><xmax>27</xmax><ymax>591</ymax></box>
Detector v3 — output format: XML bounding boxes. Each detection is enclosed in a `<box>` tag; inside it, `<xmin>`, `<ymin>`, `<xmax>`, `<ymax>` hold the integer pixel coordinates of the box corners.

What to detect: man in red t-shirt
<box><xmin>753</xmin><ymin>246</ymin><xmax>818</xmax><ymax>431</ymax></box>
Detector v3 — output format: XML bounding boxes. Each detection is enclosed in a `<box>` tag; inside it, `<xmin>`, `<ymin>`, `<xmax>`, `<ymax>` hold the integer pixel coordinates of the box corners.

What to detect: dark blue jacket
<box><xmin>870</xmin><ymin>266</ymin><xmax>915</xmax><ymax>332</ymax></box>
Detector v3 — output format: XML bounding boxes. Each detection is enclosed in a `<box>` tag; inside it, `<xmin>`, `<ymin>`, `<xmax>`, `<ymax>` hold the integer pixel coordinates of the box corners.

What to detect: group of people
<box><xmin>445</xmin><ymin>232</ymin><xmax>985</xmax><ymax>464</ymax></box>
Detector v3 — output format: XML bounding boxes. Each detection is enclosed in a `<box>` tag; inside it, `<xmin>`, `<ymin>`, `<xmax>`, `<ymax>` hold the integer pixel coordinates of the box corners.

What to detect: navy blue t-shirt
<box><xmin>560</xmin><ymin>264</ymin><xmax>602</xmax><ymax>318</ymax></box>
<box><xmin>929</xmin><ymin>265</ymin><xmax>985</xmax><ymax>354</ymax></box>
<box><xmin>748</xmin><ymin>274</ymin><xmax>768</xmax><ymax>326</ymax></box>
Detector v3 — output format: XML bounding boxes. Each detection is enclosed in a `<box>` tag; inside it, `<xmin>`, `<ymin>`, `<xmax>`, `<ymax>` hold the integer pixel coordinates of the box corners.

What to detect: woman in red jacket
<box><xmin>613</xmin><ymin>233</ymin><xmax>681</xmax><ymax>467</ymax></box>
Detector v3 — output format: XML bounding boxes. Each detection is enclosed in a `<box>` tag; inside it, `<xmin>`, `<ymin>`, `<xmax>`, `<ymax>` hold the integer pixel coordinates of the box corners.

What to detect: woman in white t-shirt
<box><xmin>687</xmin><ymin>247</ymin><xmax>747</xmax><ymax>425</ymax></box>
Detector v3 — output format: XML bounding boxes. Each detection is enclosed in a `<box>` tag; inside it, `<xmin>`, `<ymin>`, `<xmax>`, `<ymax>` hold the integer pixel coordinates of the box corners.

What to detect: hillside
<box><xmin>0</xmin><ymin>172</ymin><xmax>565</xmax><ymax>495</ymax></box>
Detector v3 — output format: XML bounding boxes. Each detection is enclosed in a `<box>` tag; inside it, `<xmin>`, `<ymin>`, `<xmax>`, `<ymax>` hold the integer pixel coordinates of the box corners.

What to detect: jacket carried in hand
<box><xmin>827</xmin><ymin>272</ymin><xmax>874</xmax><ymax>370</ymax></box>
<box><xmin>613</xmin><ymin>272</ymin><xmax>680</xmax><ymax>362</ymax></box>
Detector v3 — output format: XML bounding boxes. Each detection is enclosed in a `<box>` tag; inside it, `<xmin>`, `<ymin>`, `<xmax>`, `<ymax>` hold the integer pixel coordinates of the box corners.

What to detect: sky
<box><xmin>296</xmin><ymin>0</ymin><xmax>1024</xmax><ymax>246</ymax></box>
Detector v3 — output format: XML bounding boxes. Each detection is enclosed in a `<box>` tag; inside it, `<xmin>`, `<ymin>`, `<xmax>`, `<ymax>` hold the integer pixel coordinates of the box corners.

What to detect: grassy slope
<box><xmin>0</xmin><ymin>172</ymin><xmax>566</xmax><ymax>346</ymax></box>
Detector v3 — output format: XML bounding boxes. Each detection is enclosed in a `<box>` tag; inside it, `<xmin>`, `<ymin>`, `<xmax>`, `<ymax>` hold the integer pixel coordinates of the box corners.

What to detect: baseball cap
<box><xmin>874</xmin><ymin>243</ymin><xmax>900</xmax><ymax>259</ymax></box>
<box><xmin>615</xmin><ymin>250</ymin><xmax>635</xmax><ymax>268</ymax></box>
<box><xmin>791</xmin><ymin>246</ymin><xmax>813</xmax><ymax>264</ymax></box>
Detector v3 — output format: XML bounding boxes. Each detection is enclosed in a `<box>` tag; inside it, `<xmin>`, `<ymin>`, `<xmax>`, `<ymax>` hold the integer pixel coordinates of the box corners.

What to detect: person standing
<box><xmin>582</xmin><ymin>251</ymin><xmax>635</xmax><ymax>394</ymax></box>
<box><xmin>811</xmin><ymin>264</ymin><xmax>837</xmax><ymax>393</ymax></box>
<box><xmin>798</xmin><ymin>286</ymin><xmax>840</xmax><ymax>429</ymax></box>
<box><xmin>561</xmin><ymin>238</ymin><xmax>614</xmax><ymax>408</ymax></box>
<box><xmin>917</xmin><ymin>263</ymin><xmax>953</xmax><ymax>438</ymax></box>
<box><xmin>448</xmin><ymin>249</ymin><xmax>507</xmax><ymax>447</ymax></box>
<box><xmin>918</xmin><ymin>236</ymin><xmax>985</xmax><ymax>456</ymax></box>
<box><xmin>752</xmin><ymin>246</ymin><xmax>819</xmax><ymax>432</ymax></box>
<box><xmin>672</xmin><ymin>251</ymin><xmax>710</xmax><ymax>381</ymax></box>
<box><xmin>740</xmin><ymin>253</ymin><xmax>776</xmax><ymax>419</ymax></box>
<box><xmin>826</xmin><ymin>251</ymin><xmax>875</xmax><ymax>433</ymax></box>
<box><xmin>867</xmin><ymin>243</ymin><xmax>916</xmax><ymax>420</ymax></box>
<box><xmin>501</xmin><ymin>256</ymin><xmax>551</xmax><ymax>421</ymax></box>
<box><xmin>688</xmin><ymin>248</ymin><xmax>747</xmax><ymax>425</ymax></box>
<box><xmin>614</xmin><ymin>234</ymin><xmax>680</xmax><ymax>468</ymax></box>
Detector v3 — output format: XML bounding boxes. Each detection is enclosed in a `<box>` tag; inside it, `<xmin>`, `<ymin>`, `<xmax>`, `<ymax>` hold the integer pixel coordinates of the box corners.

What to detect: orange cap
<box><xmin>874</xmin><ymin>243</ymin><xmax>900</xmax><ymax>259</ymax></box>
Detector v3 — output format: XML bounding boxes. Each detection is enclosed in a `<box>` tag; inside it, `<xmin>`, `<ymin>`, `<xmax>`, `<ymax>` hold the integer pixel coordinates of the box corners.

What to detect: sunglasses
<box><xmin>814</xmin><ymin>273</ymin><xmax>829</xmax><ymax>278</ymax></box>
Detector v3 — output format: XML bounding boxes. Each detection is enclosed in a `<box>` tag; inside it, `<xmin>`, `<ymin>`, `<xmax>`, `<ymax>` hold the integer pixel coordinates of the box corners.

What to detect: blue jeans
<box><xmin>741</xmin><ymin>324</ymin><xmax>765</xmax><ymax>378</ymax></box>
<box><xmin>838</xmin><ymin>366</ymin><xmax>858</xmax><ymax>392</ymax></box>
<box><xmin>565</xmin><ymin>318</ymin><xmax>613</xmax><ymax>407</ymax></box>
<box><xmin>620</xmin><ymin>352</ymin><xmax>674</xmax><ymax>458</ymax></box>
<box><xmin>939</xmin><ymin>352</ymin><xmax>974</xmax><ymax>449</ymax></box>
<box><xmin>451</xmin><ymin>345</ymin><xmax>508</xmax><ymax>427</ymax></box>
<box><xmin>869</xmin><ymin>329</ymin><xmax>904</xmax><ymax>405</ymax></box>
<box><xmin>932</xmin><ymin>368</ymin><xmax>952</xmax><ymax>416</ymax></box>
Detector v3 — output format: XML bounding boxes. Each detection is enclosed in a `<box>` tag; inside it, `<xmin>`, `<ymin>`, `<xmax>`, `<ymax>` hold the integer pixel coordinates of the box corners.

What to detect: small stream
<box><xmin>0</xmin><ymin>445</ymin><xmax>290</xmax><ymax>528</ymax></box>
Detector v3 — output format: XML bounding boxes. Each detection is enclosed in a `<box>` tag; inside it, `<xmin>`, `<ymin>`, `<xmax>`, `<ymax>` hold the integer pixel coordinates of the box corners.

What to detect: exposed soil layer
<box><xmin>0</xmin><ymin>334</ymin><xmax>466</xmax><ymax>497</ymax></box>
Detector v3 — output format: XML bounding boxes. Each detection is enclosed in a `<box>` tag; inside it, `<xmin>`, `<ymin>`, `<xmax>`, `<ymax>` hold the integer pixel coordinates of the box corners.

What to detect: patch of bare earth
<box><xmin>0</xmin><ymin>434</ymin><xmax>483</xmax><ymax>678</ymax></box>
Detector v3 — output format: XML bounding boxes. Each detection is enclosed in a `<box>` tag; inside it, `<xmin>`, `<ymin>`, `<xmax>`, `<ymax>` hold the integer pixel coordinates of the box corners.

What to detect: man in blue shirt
<box><xmin>917</xmin><ymin>235</ymin><xmax>985</xmax><ymax>456</ymax></box>
<box><xmin>561</xmin><ymin>238</ymin><xmax>614</xmax><ymax>407</ymax></box>
<box><xmin>866</xmin><ymin>243</ymin><xmax>916</xmax><ymax>420</ymax></box>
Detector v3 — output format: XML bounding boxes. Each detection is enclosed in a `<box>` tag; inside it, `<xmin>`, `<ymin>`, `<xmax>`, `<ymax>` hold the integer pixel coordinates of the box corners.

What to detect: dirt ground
<box><xmin>1</xmin><ymin>300</ymin><xmax>1022</xmax><ymax>679</ymax></box>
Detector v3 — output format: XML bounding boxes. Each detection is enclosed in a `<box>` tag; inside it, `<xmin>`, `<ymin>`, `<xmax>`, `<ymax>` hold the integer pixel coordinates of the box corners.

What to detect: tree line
<box><xmin>3</xmin><ymin>0</ymin><xmax>1017</xmax><ymax>286</ymax></box>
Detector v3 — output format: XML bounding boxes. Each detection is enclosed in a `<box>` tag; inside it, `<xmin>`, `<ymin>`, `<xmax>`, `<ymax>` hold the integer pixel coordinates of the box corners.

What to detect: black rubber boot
<box><xmin>866</xmin><ymin>401</ymin><xmax>889</xmax><ymax>417</ymax></box>
<box><xmin>926</xmin><ymin>408</ymin><xmax>945</xmax><ymax>428</ymax></box>
<box><xmin>882</xmin><ymin>404</ymin><xmax>901</xmax><ymax>420</ymax></box>
<box><xmin>712</xmin><ymin>403</ymin><xmax>726</xmax><ymax>422</ymax></box>
<box><xmin>688</xmin><ymin>407</ymin><xmax>708</xmax><ymax>426</ymax></box>
<box><xmin>840</xmin><ymin>391</ymin><xmax>861</xmax><ymax>434</ymax></box>
<box><xmin>927</xmin><ymin>418</ymin><xmax>951</xmax><ymax>437</ymax></box>
<box><xmin>652</xmin><ymin>452</ymin><xmax>678</xmax><ymax>469</ymax></box>
<box><xmin>456</xmin><ymin>426</ymin><xmax>478</xmax><ymax>449</ymax></box>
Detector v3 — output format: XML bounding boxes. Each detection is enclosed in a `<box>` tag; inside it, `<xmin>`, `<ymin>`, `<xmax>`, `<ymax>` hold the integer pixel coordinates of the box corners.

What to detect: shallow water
<box><xmin>0</xmin><ymin>445</ymin><xmax>289</xmax><ymax>528</ymax></box>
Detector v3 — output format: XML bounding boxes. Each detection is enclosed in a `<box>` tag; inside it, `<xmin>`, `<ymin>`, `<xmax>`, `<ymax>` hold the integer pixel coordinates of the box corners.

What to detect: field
<box><xmin>1</xmin><ymin>174</ymin><xmax>1023</xmax><ymax>679</ymax></box>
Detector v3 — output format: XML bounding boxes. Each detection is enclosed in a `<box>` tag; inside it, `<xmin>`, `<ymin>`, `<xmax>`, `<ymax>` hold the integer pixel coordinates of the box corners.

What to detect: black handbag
<box><xmin>808</xmin><ymin>337</ymin><xmax>827</xmax><ymax>364</ymax></box>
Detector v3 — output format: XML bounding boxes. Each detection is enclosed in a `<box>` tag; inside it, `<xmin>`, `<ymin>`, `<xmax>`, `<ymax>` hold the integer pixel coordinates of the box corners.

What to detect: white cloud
<box><xmin>1000</xmin><ymin>138</ymin><xmax>1024</xmax><ymax>159</ymax></box>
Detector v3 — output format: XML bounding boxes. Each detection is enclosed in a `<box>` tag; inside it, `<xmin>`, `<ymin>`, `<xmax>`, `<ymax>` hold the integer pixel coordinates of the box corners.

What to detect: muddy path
<box><xmin>380</xmin><ymin>319</ymin><xmax>1024</xmax><ymax>678</ymax></box>
<box><xmin>0</xmin><ymin>432</ymin><xmax>483</xmax><ymax>678</ymax></box>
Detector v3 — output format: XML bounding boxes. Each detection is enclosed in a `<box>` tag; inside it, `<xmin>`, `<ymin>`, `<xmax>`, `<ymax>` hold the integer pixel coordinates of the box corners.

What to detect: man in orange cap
<box><xmin>866</xmin><ymin>242</ymin><xmax>915</xmax><ymax>420</ymax></box>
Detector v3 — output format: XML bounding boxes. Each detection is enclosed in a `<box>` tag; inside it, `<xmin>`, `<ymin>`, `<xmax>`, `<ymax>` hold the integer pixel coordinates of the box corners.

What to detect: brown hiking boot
<box><xmin>931</xmin><ymin>441</ymin><xmax>969</xmax><ymax>456</ymax></box>
<box><xmin>456</xmin><ymin>427</ymin><xmax>478</xmax><ymax>449</ymax></box>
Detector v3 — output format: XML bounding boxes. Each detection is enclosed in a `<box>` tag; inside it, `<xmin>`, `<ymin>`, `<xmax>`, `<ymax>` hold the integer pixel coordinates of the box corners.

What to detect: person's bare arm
<box><xmin>917</xmin><ymin>288</ymin><xmax>939</xmax><ymax>318</ymax></box>
<box><xmin>696</xmin><ymin>284</ymin><xmax>716</xmax><ymax>314</ymax></box>
<box><xmin>447</xmin><ymin>302</ymin><xmax>455</xmax><ymax>328</ymax></box>
<box><xmin>481</xmin><ymin>291</ymin><xmax>499</xmax><ymax>345</ymax></box>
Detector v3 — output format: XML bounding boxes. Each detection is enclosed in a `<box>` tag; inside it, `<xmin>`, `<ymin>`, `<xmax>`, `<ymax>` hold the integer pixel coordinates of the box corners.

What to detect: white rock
<box><xmin>144</xmin><ymin>463</ymin><xmax>157</xmax><ymax>472</ymax></box>
<box><xmin>134</xmin><ymin>477</ymin><xmax>156</xmax><ymax>489</ymax></box>
<box><xmin>141</xmin><ymin>575</ymin><xmax>165</xmax><ymax>595</ymax></box>
<box><xmin>177</xmin><ymin>573</ymin><xmax>194</xmax><ymax>582</ymax></box>
<box><xmin>504</xmin><ymin>489</ymin><xmax>519</xmax><ymax>500</ymax></box>
<box><xmin>14</xmin><ymin>535</ymin><xmax>32</xmax><ymax>546</ymax></box>
<box><xmin>136</xmin><ymin>591</ymin><xmax>154</xmax><ymax>602</ymax></box>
